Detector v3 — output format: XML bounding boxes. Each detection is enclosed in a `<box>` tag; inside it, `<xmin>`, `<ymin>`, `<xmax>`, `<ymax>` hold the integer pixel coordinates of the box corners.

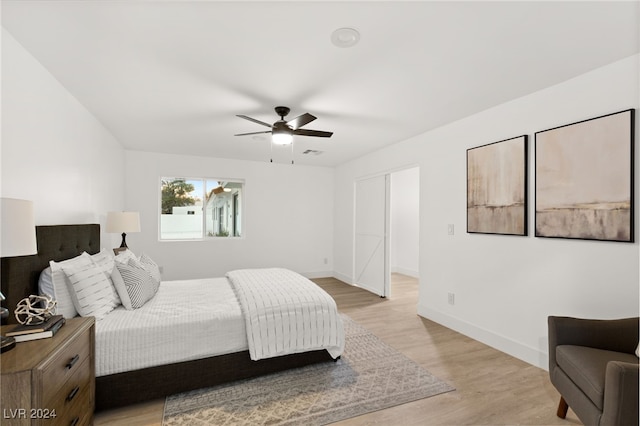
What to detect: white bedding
<box><xmin>226</xmin><ymin>268</ymin><xmax>344</xmax><ymax>360</ymax></box>
<box><xmin>95</xmin><ymin>277</ymin><xmax>247</xmax><ymax>376</ymax></box>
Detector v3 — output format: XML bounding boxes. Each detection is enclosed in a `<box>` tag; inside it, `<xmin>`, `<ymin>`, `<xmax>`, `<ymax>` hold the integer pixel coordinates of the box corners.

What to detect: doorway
<box><xmin>389</xmin><ymin>167</ymin><xmax>420</xmax><ymax>282</ymax></box>
<box><xmin>354</xmin><ymin>166</ymin><xmax>419</xmax><ymax>298</ymax></box>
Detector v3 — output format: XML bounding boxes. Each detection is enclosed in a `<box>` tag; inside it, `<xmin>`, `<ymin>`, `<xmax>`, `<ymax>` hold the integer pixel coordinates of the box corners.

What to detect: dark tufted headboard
<box><xmin>1</xmin><ymin>224</ymin><xmax>100</xmax><ymax>324</ymax></box>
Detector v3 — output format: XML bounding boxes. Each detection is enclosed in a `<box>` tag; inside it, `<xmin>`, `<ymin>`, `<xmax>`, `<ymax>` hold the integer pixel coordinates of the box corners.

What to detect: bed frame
<box><xmin>1</xmin><ymin>224</ymin><xmax>333</xmax><ymax>411</ymax></box>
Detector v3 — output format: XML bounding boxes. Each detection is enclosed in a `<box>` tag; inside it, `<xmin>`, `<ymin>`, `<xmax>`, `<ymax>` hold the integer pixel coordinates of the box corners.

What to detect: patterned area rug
<box><xmin>163</xmin><ymin>315</ymin><xmax>454</xmax><ymax>425</ymax></box>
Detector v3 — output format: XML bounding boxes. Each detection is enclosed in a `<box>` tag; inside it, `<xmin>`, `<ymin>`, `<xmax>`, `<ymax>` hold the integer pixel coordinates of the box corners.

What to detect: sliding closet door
<box><xmin>354</xmin><ymin>174</ymin><xmax>389</xmax><ymax>297</ymax></box>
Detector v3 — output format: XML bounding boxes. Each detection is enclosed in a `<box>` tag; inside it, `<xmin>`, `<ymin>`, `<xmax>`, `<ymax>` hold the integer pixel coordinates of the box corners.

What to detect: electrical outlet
<box><xmin>323</xmin><ymin>257</ymin><xmax>328</xmax><ymax>265</ymax></box>
<box><xmin>159</xmin><ymin>266</ymin><xmax>164</xmax><ymax>273</ymax></box>
<box><xmin>447</xmin><ymin>224</ymin><xmax>454</xmax><ymax>235</ymax></box>
<box><xmin>447</xmin><ymin>292</ymin><xmax>455</xmax><ymax>305</ymax></box>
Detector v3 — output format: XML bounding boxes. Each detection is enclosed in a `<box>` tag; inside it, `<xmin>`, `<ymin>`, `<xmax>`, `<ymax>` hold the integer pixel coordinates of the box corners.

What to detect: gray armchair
<box><xmin>548</xmin><ymin>316</ymin><xmax>639</xmax><ymax>426</ymax></box>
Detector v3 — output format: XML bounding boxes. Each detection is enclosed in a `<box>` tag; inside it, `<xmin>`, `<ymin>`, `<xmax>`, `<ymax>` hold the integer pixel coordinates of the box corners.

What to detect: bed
<box><xmin>0</xmin><ymin>224</ymin><xmax>343</xmax><ymax>411</ymax></box>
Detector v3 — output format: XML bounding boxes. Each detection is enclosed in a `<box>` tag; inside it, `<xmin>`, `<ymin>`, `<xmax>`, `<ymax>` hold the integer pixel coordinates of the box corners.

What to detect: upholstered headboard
<box><xmin>1</xmin><ymin>224</ymin><xmax>100</xmax><ymax>324</ymax></box>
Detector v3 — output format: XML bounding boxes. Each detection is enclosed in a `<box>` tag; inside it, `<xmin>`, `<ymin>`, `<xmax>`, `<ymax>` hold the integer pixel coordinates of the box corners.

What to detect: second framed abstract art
<box><xmin>535</xmin><ymin>109</ymin><xmax>634</xmax><ymax>242</ymax></box>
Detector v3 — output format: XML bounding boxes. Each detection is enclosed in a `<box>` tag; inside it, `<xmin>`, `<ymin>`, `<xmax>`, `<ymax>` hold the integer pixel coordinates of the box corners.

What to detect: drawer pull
<box><xmin>67</xmin><ymin>386</ymin><xmax>80</xmax><ymax>401</ymax></box>
<box><xmin>70</xmin><ymin>416</ymin><xmax>79</xmax><ymax>426</ymax></box>
<box><xmin>66</xmin><ymin>354</ymin><xmax>80</xmax><ymax>369</ymax></box>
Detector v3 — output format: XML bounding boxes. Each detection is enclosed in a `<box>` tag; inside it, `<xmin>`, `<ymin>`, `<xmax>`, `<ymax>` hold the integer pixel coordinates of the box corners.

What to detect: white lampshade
<box><xmin>1</xmin><ymin>198</ymin><xmax>37</xmax><ymax>257</ymax></box>
<box><xmin>106</xmin><ymin>211</ymin><xmax>141</xmax><ymax>233</ymax></box>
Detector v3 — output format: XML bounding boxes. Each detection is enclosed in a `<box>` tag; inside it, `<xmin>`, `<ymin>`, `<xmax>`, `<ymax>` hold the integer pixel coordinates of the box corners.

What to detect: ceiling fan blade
<box><xmin>234</xmin><ymin>131</ymin><xmax>271</xmax><ymax>136</ymax></box>
<box><xmin>293</xmin><ymin>129</ymin><xmax>333</xmax><ymax>138</ymax></box>
<box><xmin>237</xmin><ymin>115</ymin><xmax>272</xmax><ymax>128</ymax></box>
<box><xmin>287</xmin><ymin>113</ymin><xmax>317</xmax><ymax>130</ymax></box>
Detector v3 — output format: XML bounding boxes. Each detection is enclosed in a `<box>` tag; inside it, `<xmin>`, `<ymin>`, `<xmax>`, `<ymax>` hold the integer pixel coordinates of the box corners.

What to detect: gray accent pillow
<box><xmin>115</xmin><ymin>261</ymin><xmax>159</xmax><ymax>309</ymax></box>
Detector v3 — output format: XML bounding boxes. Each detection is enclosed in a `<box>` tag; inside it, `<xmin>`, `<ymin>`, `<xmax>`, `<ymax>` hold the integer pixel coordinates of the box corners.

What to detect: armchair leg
<box><xmin>556</xmin><ymin>396</ymin><xmax>569</xmax><ymax>419</ymax></box>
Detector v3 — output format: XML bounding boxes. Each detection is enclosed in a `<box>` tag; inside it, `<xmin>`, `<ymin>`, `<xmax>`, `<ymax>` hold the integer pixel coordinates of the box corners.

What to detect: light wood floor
<box><xmin>95</xmin><ymin>274</ymin><xmax>580</xmax><ymax>425</ymax></box>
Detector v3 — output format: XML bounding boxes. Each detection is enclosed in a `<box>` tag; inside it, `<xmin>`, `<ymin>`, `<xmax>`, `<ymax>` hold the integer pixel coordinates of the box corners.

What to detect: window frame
<box><xmin>158</xmin><ymin>176</ymin><xmax>245</xmax><ymax>241</ymax></box>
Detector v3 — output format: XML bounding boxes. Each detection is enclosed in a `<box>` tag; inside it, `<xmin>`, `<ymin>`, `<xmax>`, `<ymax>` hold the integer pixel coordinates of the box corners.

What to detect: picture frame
<box><xmin>535</xmin><ymin>109</ymin><xmax>634</xmax><ymax>242</ymax></box>
<box><xmin>467</xmin><ymin>135</ymin><xmax>528</xmax><ymax>236</ymax></box>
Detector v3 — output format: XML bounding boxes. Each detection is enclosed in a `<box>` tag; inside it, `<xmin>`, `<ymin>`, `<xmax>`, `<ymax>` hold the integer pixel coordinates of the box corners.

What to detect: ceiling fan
<box><xmin>235</xmin><ymin>106</ymin><xmax>333</xmax><ymax>145</ymax></box>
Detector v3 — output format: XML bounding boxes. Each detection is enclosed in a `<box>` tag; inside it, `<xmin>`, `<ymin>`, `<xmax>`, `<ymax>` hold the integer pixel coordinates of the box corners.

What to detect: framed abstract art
<box><xmin>467</xmin><ymin>135</ymin><xmax>528</xmax><ymax>236</ymax></box>
<box><xmin>535</xmin><ymin>109</ymin><xmax>634</xmax><ymax>242</ymax></box>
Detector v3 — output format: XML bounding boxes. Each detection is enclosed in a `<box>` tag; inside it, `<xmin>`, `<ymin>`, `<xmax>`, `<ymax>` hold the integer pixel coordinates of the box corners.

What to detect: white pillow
<box><xmin>115</xmin><ymin>260</ymin><xmax>159</xmax><ymax>309</ymax></box>
<box><xmin>61</xmin><ymin>261</ymin><xmax>119</xmax><ymax>320</ymax></box>
<box><xmin>90</xmin><ymin>248</ymin><xmax>121</xmax><ymax>305</ymax></box>
<box><xmin>38</xmin><ymin>267</ymin><xmax>55</xmax><ymax>300</ymax></box>
<box><xmin>114</xmin><ymin>249</ymin><xmax>138</xmax><ymax>265</ymax></box>
<box><xmin>91</xmin><ymin>248</ymin><xmax>115</xmax><ymax>273</ymax></box>
<box><xmin>48</xmin><ymin>252</ymin><xmax>93</xmax><ymax>318</ymax></box>
<box><xmin>139</xmin><ymin>253</ymin><xmax>161</xmax><ymax>284</ymax></box>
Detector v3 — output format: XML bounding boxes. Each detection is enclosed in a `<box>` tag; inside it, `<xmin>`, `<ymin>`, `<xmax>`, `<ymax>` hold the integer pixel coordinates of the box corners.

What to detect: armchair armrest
<box><xmin>601</xmin><ymin>361</ymin><xmax>639</xmax><ymax>426</ymax></box>
<box><xmin>548</xmin><ymin>316</ymin><xmax>639</xmax><ymax>371</ymax></box>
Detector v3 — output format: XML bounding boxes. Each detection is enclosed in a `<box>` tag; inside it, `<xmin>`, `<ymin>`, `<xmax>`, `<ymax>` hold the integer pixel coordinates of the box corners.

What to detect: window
<box><xmin>160</xmin><ymin>177</ymin><xmax>243</xmax><ymax>240</ymax></box>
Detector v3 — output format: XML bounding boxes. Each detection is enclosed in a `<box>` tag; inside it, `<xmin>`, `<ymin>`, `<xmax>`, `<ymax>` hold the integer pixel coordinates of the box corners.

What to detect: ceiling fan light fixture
<box><xmin>272</xmin><ymin>131</ymin><xmax>293</xmax><ymax>145</ymax></box>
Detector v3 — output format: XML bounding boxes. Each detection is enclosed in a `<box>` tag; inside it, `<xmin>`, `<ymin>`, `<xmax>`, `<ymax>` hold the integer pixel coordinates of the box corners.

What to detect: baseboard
<box><xmin>331</xmin><ymin>271</ymin><xmax>354</xmax><ymax>285</ymax></box>
<box><xmin>301</xmin><ymin>270</ymin><xmax>335</xmax><ymax>279</ymax></box>
<box><xmin>328</xmin><ymin>272</ymin><xmax>382</xmax><ymax>296</ymax></box>
<box><xmin>304</xmin><ymin>270</ymin><xmax>357</xmax><ymax>287</ymax></box>
<box><xmin>417</xmin><ymin>304</ymin><xmax>548</xmax><ymax>370</ymax></box>
<box><xmin>390</xmin><ymin>266</ymin><xmax>419</xmax><ymax>278</ymax></box>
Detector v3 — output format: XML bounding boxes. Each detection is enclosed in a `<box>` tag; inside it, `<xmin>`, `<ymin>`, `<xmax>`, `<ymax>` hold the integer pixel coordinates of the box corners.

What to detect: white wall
<box><xmin>1</xmin><ymin>29</ymin><xmax>125</xmax><ymax>244</ymax></box>
<box><xmin>124</xmin><ymin>150</ymin><xmax>334</xmax><ymax>280</ymax></box>
<box><xmin>333</xmin><ymin>54</ymin><xmax>640</xmax><ymax>369</ymax></box>
<box><xmin>390</xmin><ymin>167</ymin><xmax>419</xmax><ymax>278</ymax></box>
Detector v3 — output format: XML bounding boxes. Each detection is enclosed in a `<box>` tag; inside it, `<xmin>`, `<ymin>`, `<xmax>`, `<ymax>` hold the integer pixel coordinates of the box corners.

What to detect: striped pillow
<box><xmin>110</xmin><ymin>265</ymin><xmax>133</xmax><ymax>310</ymax></box>
<box><xmin>115</xmin><ymin>261</ymin><xmax>159</xmax><ymax>309</ymax></box>
<box><xmin>139</xmin><ymin>253</ymin><xmax>161</xmax><ymax>284</ymax></box>
<box><xmin>62</xmin><ymin>262</ymin><xmax>119</xmax><ymax>320</ymax></box>
<box><xmin>90</xmin><ymin>248</ymin><xmax>121</xmax><ymax>305</ymax></box>
<box><xmin>48</xmin><ymin>252</ymin><xmax>94</xmax><ymax>318</ymax></box>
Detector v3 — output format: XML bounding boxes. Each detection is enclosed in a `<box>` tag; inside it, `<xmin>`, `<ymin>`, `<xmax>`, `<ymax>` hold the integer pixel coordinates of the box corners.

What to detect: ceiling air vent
<box><xmin>302</xmin><ymin>149</ymin><xmax>323</xmax><ymax>156</ymax></box>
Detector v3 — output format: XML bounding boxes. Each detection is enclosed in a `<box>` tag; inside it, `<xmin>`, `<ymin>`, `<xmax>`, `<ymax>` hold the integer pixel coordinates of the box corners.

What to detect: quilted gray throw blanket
<box><xmin>226</xmin><ymin>268</ymin><xmax>344</xmax><ymax>360</ymax></box>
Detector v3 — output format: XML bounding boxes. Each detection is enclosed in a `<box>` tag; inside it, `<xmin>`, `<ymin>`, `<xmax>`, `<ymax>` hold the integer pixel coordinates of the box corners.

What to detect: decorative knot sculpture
<box><xmin>14</xmin><ymin>294</ymin><xmax>57</xmax><ymax>325</ymax></box>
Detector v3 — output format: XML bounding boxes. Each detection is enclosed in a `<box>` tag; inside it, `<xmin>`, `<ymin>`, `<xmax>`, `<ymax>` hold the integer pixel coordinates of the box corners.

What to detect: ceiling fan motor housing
<box><xmin>275</xmin><ymin>106</ymin><xmax>290</xmax><ymax>119</ymax></box>
<box><xmin>273</xmin><ymin>121</ymin><xmax>291</xmax><ymax>132</ymax></box>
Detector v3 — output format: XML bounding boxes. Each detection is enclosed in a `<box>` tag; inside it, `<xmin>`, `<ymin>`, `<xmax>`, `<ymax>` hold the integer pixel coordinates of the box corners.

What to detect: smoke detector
<box><xmin>331</xmin><ymin>28</ymin><xmax>360</xmax><ymax>48</ymax></box>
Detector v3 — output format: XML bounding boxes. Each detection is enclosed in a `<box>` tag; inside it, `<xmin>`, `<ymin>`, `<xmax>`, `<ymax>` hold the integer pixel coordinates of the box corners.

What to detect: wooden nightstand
<box><xmin>1</xmin><ymin>317</ymin><xmax>95</xmax><ymax>426</ymax></box>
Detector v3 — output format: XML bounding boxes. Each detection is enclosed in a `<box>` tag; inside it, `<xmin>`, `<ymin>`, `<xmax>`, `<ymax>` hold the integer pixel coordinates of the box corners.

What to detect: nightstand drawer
<box><xmin>42</xmin><ymin>358</ymin><xmax>92</xmax><ymax>416</ymax></box>
<box><xmin>38</xmin><ymin>326</ymin><xmax>91</xmax><ymax>405</ymax></box>
<box><xmin>43</xmin><ymin>364</ymin><xmax>92</xmax><ymax>426</ymax></box>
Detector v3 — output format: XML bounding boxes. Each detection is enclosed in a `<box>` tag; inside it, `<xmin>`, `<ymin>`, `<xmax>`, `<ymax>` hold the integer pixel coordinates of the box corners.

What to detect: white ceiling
<box><xmin>2</xmin><ymin>1</ymin><xmax>638</xmax><ymax>166</ymax></box>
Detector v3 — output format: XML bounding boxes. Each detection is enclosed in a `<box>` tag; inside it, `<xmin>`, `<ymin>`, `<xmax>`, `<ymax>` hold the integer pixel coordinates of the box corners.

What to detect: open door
<box><xmin>354</xmin><ymin>174</ymin><xmax>389</xmax><ymax>297</ymax></box>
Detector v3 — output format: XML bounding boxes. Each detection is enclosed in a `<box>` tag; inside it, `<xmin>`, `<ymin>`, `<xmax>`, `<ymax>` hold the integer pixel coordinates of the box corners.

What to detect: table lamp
<box><xmin>106</xmin><ymin>211</ymin><xmax>140</xmax><ymax>249</ymax></box>
<box><xmin>1</xmin><ymin>198</ymin><xmax>38</xmax><ymax>353</ymax></box>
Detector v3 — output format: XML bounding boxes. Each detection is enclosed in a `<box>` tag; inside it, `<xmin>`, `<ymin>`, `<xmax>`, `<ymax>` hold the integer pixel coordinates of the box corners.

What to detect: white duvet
<box><xmin>226</xmin><ymin>268</ymin><xmax>344</xmax><ymax>360</ymax></box>
<box><xmin>95</xmin><ymin>277</ymin><xmax>247</xmax><ymax>376</ymax></box>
